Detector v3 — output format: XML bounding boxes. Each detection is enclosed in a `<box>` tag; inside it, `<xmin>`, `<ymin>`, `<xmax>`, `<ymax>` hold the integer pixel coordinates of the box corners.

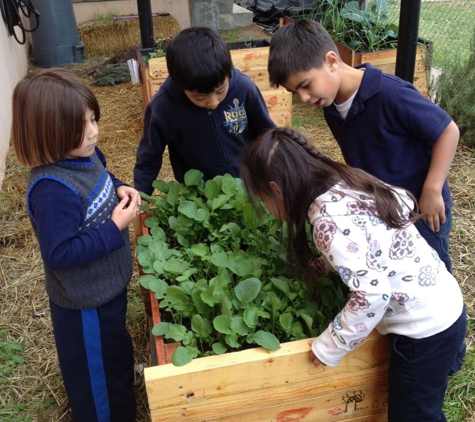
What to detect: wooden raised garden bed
<box><xmin>135</xmin><ymin>214</ymin><xmax>391</xmax><ymax>422</ymax></box>
<box><xmin>137</xmin><ymin>42</ymin><xmax>292</xmax><ymax>127</ymax></box>
<box><xmin>334</xmin><ymin>40</ymin><xmax>431</xmax><ymax>98</ymax></box>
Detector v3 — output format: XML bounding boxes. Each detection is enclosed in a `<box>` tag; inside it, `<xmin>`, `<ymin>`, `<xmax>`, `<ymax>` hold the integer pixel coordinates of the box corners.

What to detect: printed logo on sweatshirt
<box><xmin>223</xmin><ymin>99</ymin><xmax>247</xmax><ymax>135</ymax></box>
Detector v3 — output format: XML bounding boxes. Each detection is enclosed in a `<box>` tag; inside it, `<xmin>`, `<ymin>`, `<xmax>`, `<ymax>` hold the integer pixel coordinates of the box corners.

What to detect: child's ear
<box><xmin>269</xmin><ymin>181</ymin><xmax>282</xmax><ymax>198</ymax></box>
<box><xmin>325</xmin><ymin>51</ymin><xmax>340</xmax><ymax>70</ymax></box>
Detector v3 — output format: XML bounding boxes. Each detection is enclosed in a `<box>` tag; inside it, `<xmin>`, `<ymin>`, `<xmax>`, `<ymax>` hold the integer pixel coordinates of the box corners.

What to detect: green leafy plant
<box><xmin>431</xmin><ymin>28</ymin><xmax>475</xmax><ymax>149</ymax></box>
<box><xmin>0</xmin><ymin>332</ymin><xmax>25</xmax><ymax>377</ymax></box>
<box><xmin>307</xmin><ymin>0</ymin><xmax>399</xmax><ymax>52</ymax></box>
<box><xmin>339</xmin><ymin>0</ymin><xmax>398</xmax><ymax>51</ymax></box>
<box><xmin>0</xmin><ymin>332</ymin><xmax>31</xmax><ymax>421</ymax></box>
<box><xmin>137</xmin><ymin>170</ymin><xmax>348</xmax><ymax>366</ymax></box>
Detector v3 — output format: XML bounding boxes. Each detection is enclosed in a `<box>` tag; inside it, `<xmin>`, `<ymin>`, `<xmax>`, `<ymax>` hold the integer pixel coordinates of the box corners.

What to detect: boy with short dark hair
<box><xmin>268</xmin><ymin>19</ymin><xmax>460</xmax><ymax>274</ymax></box>
<box><xmin>134</xmin><ymin>26</ymin><xmax>276</xmax><ymax>194</ymax></box>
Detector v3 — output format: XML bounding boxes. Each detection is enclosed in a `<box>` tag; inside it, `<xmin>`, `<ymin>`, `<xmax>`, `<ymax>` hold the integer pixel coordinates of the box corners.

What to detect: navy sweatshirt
<box><xmin>134</xmin><ymin>67</ymin><xmax>276</xmax><ymax>195</ymax></box>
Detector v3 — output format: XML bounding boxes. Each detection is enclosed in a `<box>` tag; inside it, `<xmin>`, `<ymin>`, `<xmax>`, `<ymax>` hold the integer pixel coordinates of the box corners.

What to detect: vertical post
<box><xmin>395</xmin><ymin>0</ymin><xmax>422</xmax><ymax>83</ymax></box>
<box><xmin>137</xmin><ymin>0</ymin><xmax>155</xmax><ymax>48</ymax></box>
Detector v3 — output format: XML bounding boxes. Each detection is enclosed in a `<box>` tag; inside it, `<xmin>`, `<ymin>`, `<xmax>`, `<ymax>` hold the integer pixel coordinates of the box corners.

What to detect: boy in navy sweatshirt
<box><xmin>134</xmin><ymin>26</ymin><xmax>276</xmax><ymax>194</ymax></box>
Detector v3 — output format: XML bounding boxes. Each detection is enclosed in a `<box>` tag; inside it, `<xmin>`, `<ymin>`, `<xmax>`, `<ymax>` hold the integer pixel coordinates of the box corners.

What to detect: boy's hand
<box><xmin>112</xmin><ymin>187</ymin><xmax>141</xmax><ymax>230</ymax></box>
<box><xmin>419</xmin><ymin>189</ymin><xmax>445</xmax><ymax>233</ymax></box>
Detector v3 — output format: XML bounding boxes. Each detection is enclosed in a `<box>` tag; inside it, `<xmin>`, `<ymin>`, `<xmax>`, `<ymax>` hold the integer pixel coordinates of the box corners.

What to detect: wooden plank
<box><xmin>229</xmin><ymin>46</ymin><xmax>270</xmax><ymax>70</ymax></box>
<box><xmin>270</xmin><ymin>110</ymin><xmax>292</xmax><ymax>128</ymax></box>
<box><xmin>149</xmin><ymin>372</ymin><xmax>388</xmax><ymax>421</ymax></box>
<box><xmin>145</xmin><ymin>331</ymin><xmax>390</xmax><ymax>410</ymax></box>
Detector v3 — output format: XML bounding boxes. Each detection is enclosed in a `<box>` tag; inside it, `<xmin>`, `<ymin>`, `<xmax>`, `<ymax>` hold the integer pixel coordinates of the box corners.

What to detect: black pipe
<box><xmin>395</xmin><ymin>0</ymin><xmax>422</xmax><ymax>83</ymax></box>
<box><xmin>137</xmin><ymin>0</ymin><xmax>154</xmax><ymax>48</ymax></box>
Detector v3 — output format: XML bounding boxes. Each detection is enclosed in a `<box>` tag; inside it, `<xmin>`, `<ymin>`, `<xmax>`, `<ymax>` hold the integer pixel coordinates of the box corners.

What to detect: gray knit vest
<box><xmin>27</xmin><ymin>152</ymin><xmax>132</xmax><ymax>309</ymax></box>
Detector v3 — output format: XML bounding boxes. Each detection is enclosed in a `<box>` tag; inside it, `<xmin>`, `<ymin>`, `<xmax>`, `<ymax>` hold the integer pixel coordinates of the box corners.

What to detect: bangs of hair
<box><xmin>269</xmin><ymin>19</ymin><xmax>337</xmax><ymax>87</ymax></box>
<box><xmin>12</xmin><ymin>69</ymin><xmax>100</xmax><ymax>168</ymax></box>
<box><xmin>166</xmin><ymin>27</ymin><xmax>232</xmax><ymax>93</ymax></box>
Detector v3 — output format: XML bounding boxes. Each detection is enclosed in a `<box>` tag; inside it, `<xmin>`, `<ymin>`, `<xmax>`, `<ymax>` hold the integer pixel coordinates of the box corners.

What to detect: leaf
<box><xmin>225</xmin><ymin>333</ymin><xmax>240</xmax><ymax>348</ymax></box>
<box><xmin>137</xmin><ymin>234</ymin><xmax>152</xmax><ymax>246</ymax></box>
<box><xmin>204</xmin><ymin>179</ymin><xmax>220</xmax><ymax>199</ymax></box>
<box><xmin>166</xmin><ymin>324</ymin><xmax>187</xmax><ymax>341</ymax></box>
<box><xmin>178</xmin><ymin>200</ymin><xmax>197</xmax><ymax>218</ymax></box>
<box><xmin>164</xmin><ymin>259</ymin><xmax>189</xmax><ymax>275</ymax></box>
<box><xmin>172</xmin><ymin>346</ymin><xmax>200</xmax><ymax>366</ymax></box>
<box><xmin>151</xmin><ymin>322</ymin><xmax>169</xmax><ymax>336</ymax></box>
<box><xmin>222</xmin><ymin>222</ymin><xmax>241</xmax><ymax>238</ymax></box>
<box><xmin>201</xmin><ymin>285</ymin><xmax>224</xmax><ymax>307</ymax></box>
<box><xmin>166</xmin><ymin>182</ymin><xmax>180</xmax><ymax>206</ymax></box>
<box><xmin>176</xmin><ymin>268</ymin><xmax>198</xmax><ymax>282</ymax></box>
<box><xmin>299</xmin><ymin>312</ymin><xmax>314</xmax><ymax>331</ymax></box>
<box><xmin>148</xmin><ymin>239</ymin><xmax>171</xmax><ymax>261</ymax></box>
<box><xmin>230</xmin><ymin>316</ymin><xmax>250</xmax><ymax>336</ymax></box>
<box><xmin>166</xmin><ymin>286</ymin><xmax>192</xmax><ymax>313</ymax></box>
<box><xmin>243</xmin><ymin>306</ymin><xmax>260</xmax><ymax>328</ymax></box>
<box><xmin>184</xmin><ymin>169</ymin><xmax>204</xmax><ymax>186</ymax></box>
<box><xmin>228</xmin><ymin>255</ymin><xmax>255</xmax><ymax>277</ymax></box>
<box><xmin>190</xmin><ymin>243</ymin><xmax>209</xmax><ymax>257</ymax></box>
<box><xmin>191</xmin><ymin>288</ymin><xmax>210</xmax><ymax>314</ymax></box>
<box><xmin>235</xmin><ymin>278</ymin><xmax>262</xmax><ymax>303</ymax></box>
<box><xmin>212</xmin><ymin>343</ymin><xmax>227</xmax><ymax>355</ymax></box>
<box><xmin>210</xmin><ymin>252</ymin><xmax>229</xmax><ymax>268</ymax></box>
<box><xmin>252</xmin><ymin>330</ymin><xmax>280</xmax><ymax>351</ymax></box>
<box><xmin>279</xmin><ymin>313</ymin><xmax>293</xmax><ymax>332</ymax></box>
<box><xmin>221</xmin><ymin>174</ymin><xmax>237</xmax><ymax>196</ymax></box>
<box><xmin>271</xmin><ymin>277</ymin><xmax>297</xmax><ymax>300</ymax></box>
<box><xmin>149</xmin><ymin>278</ymin><xmax>169</xmax><ymax>299</ymax></box>
<box><xmin>212</xmin><ymin>194</ymin><xmax>230</xmax><ymax>210</ymax></box>
<box><xmin>195</xmin><ymin>208</ymin><xmax>210</xmax><ymax>222</ymax></box>
<box><xmin>139</xmin><ymin>274</ymin><xmax>157</xmax><ymax>289</ymax></box>
<box><xmin>191</xmin><ymin>315</ymin><xmax>213</xmax><ymax>339</ymax></box>
<box><xmin>213</xmin><ymin>315</ymin><xmax>233</xmax><ymax>334</ymax></box>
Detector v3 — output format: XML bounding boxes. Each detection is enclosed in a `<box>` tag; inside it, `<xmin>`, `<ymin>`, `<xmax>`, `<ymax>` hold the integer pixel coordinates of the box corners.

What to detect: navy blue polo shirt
<box><xmin>324</xmin><ymin>63</ymin><xmax>453</xmax><ymax>211</ymax></box>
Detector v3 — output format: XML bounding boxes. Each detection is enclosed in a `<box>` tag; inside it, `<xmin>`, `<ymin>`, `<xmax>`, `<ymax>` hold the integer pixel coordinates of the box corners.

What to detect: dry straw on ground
<box><xmin>1</xmin><ymin>21</ymin><xmax>474</xmax><ymax>422</ymax></box>
<box><xmin>78</xmin><ymin>14</ymin><xmax>181</xmax><ymax>57</ymax></box>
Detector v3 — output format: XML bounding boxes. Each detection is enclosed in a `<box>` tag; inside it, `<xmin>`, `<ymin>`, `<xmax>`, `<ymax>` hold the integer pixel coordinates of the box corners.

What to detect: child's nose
<box><xmin>88</xmin><ymin>122</ymin><xmax>98</xmax><ymax>138</ymax></box>
<box><xmin>206</xmin><ymin>95</ymin><xmax>220</xmax><ymax>109</ymax></box>
<box><xmin>299</xmin><ymin>92</ymin><xmax>310</xmax><ymax>103</ymax></box>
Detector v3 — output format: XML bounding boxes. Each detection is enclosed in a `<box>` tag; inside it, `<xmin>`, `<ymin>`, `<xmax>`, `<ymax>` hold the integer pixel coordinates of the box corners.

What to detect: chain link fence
<box><xmin>388</xmin><ymin>0</ymin><xmax>474</xmax><ymax>71</ymax></box>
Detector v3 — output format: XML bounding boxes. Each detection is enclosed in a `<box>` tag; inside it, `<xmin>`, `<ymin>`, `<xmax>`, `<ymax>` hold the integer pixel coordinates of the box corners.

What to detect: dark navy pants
<box><xmin>50</xmin><ymin>290</ymin><xmax>136</xmax><ymax>422</ymax></box>
<box><xmin>387</xmin><ymin>307</ymin><xmax>467</xmax><ymax>422</ymax></box>
<box><xmin>414</xmin><ymin>208</ymin><xmax>452</xmax><ymax>273</ymax></box>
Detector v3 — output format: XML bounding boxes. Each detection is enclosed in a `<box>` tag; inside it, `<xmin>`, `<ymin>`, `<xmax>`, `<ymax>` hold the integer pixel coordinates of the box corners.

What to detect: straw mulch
<box><xmin>78</xmin><ymin>14</ymin><xmax>181</xmax><ymax>57</ymax></box>
<box><xmin>1</xmin><ymin>26</ymin><xmax>474</xmax><ymax>422</ymax></box>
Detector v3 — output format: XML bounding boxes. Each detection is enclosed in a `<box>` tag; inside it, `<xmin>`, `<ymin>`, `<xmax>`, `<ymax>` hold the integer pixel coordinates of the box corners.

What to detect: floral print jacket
<box><xmin>308</xmin><ymin>183</ymin><xmax>463</xmax><ymax>367</ymax></box>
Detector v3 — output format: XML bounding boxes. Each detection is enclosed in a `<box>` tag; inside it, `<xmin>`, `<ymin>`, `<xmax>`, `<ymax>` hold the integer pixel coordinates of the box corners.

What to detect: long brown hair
<box><xmin>240</xmin><ymin>128</ymin><xmax>418</xmax><ymax>283</ymax></box>
<box><xmin>11</xmin><ymin>68</ymin><xmax>100</xmax><ymax>168</ymax></box>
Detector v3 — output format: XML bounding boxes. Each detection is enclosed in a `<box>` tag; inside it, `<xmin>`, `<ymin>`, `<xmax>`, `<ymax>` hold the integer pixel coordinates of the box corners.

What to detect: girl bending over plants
<box><xmin>240</xmin><ymin>127</ymin><xmax>466</xmax><ymax>422</ymax></box>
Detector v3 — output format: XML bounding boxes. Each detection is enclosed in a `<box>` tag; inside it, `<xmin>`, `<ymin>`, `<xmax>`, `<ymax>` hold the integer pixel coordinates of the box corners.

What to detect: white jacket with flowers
<box><xmin>308</xmin><ymin>183</ymin><xmax>463</xmax><ymax>367</ymax></box>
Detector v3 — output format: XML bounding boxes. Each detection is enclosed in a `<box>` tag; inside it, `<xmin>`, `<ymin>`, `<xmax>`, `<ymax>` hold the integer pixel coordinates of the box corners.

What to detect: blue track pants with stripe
<box><xmin>50</xmin><ymin>290</ymin><xmax>136</xmax><ymax>422</ymax></box>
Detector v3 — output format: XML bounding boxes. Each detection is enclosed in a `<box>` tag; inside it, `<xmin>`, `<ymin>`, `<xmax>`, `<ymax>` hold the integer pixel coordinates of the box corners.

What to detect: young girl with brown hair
<box><xmin>240</xmin><ymin>127</ymin><xmax>466</xmax><ymax>422</ymax></box>
<box><xmin>11</xmin><ymin>68</ymin><xmax>140</xmax><ymax>422</ymax></box>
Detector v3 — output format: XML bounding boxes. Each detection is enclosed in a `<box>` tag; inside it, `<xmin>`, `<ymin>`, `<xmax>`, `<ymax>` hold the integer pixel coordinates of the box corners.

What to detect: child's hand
<box><xmin>112</xmin><ymin>188</ymin><xmax>141</xmax><ymax>230</ymax></box>
<box><xmin>308</xmin><ymin>340</ymin><xmax>324</xmax><ymax>367</ymax></box>
<box><xmin>117</xmin><ymin>185</ymin><xmax>141</xmax><ymax>213</ymax></box>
